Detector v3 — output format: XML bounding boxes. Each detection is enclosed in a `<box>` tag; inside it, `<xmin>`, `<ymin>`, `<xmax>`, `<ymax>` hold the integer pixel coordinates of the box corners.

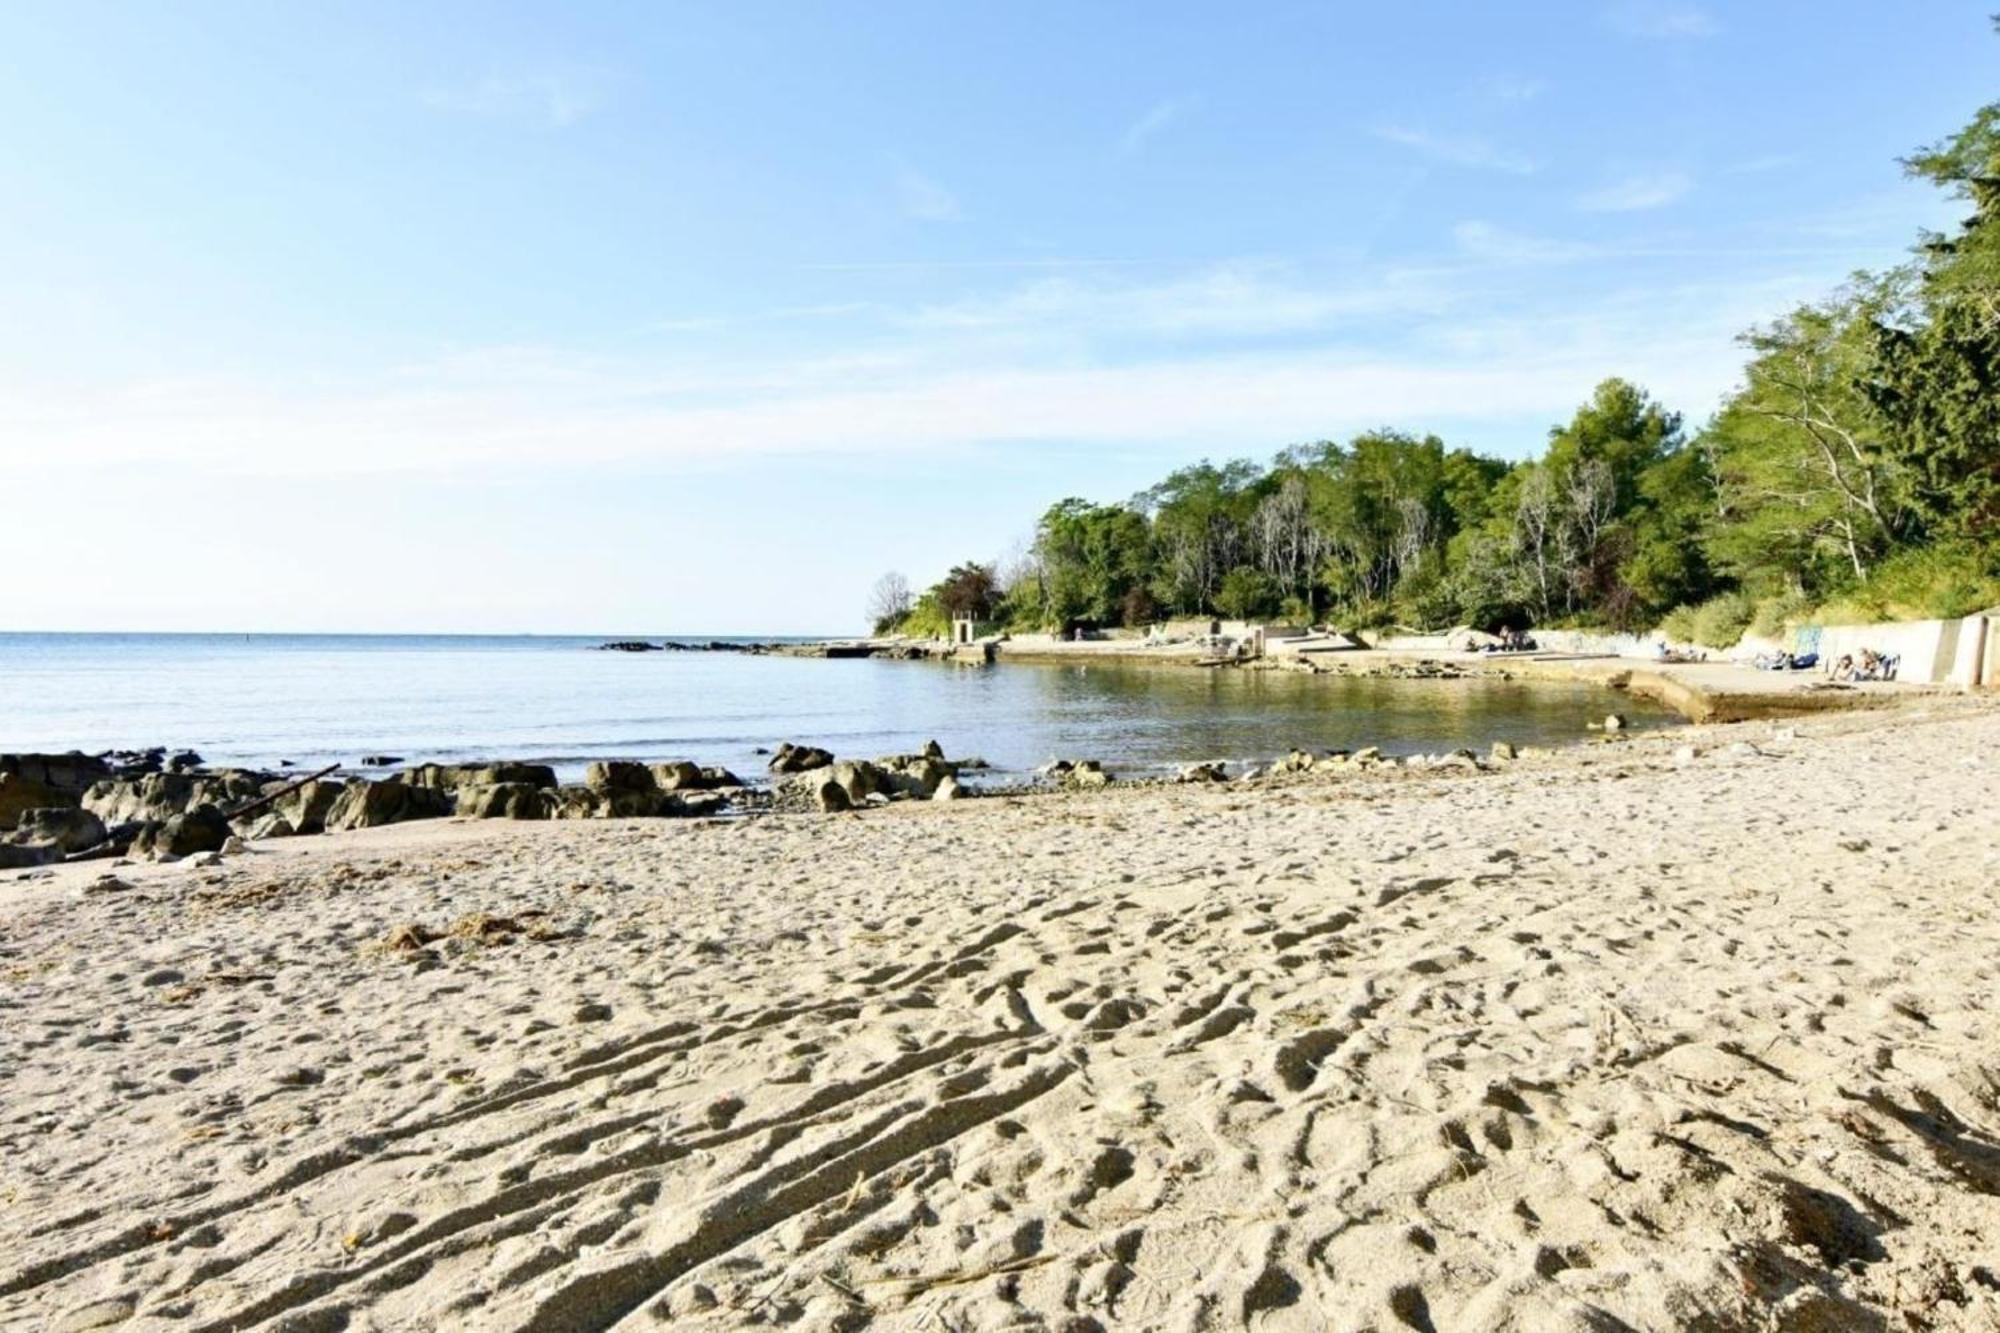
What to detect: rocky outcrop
<box><xmin>584</xmin><ymin>761</ymin><xmax>655</xmax><ymax>793</ymax></box>
<box><xmin>1</xmin><ymin>752</ymin><xmax>112</xmax><ymax>794</ymax></box>
<box><xmin>323</xmin><ymin>779</ymin><xmax>452</xmax><ymax>832</ymax></box>
<box><xmin>1177</xmin><ymin>762</ymin><xmax>1228</xmax><ymax>784</ymax></box>
<box><xmin>133</xmin><ymin>806</ymin><xmax>232</xmax><ymax>860</ymax></box>
<box><xmin>0</xmin><ymin>773</ymin><xmax>72</xmax><ymax>830</ymax></box>
<box><xmin>456</xmin><ymin>783</ymin><xmax>552</xmax><ymax>820</ymax></box>
<box><xmin>403</xmin><ymin>763</ymin><xmax>557</xmax><ymax>794</ymax></box>
<box><xmin>8</xmin><ymin>806</ymin><xmax>107</xmax><ymax>853</ymax></box>
<box><xmin>1041</xmin><ymin>759</ymin><xmax>1110</xmax><ymax>790</ymax></box>
<box><xmin>83</xmin><ymin>770</ymin><xmax>268</xmax><ymax>826</ymax></box>
<box><xmin>768</xmin><ymin>743</ymin><xmax>834</xmax><ymax>775</ymax></box>
<box><xmin>266</xmin><ymin>779</ymin><xmax>346</xmax><ymax>835</ymax></box>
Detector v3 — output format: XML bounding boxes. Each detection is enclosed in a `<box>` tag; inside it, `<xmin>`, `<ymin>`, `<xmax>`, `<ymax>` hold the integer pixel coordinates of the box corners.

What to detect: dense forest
<box><xmin>874</xmin><ymin>100</ymin><xmax>2000</xmax><ymax>649</ymax></box>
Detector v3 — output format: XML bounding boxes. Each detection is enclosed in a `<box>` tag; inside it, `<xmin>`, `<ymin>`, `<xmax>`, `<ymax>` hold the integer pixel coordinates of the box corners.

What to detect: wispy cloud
<box><xmin>1474</xmin><ymin>73</ymin><xmax>1547</xmax><ymax>104</ymax></box>
<box><xmin>892</xmin><ymin>163</ymin><xmax>961</xmax><ymax>222</ymax></box>
<box><xmin>1453</xmin><ymin>221</ymin><xmax>1597</xmax><ymax>266</ymax></box>
<box><xmin>421</xmin><ymin>67</ymin><xmax>612</xmax><ymax>128</ymax></box>
<box><xmin>1120</xmin><ymin>99</ymin><xmax>1187</xmax><ymax>154</ymax></box>
<box><xmin>1576</xmin><ymin>171</ymin><xmax>1693</xmax><ymax>212</ymax></box>
<box><xmin>1373</xmin><ymin>125</ymin><xmax>1538</xmax><ymax>175</ymax></box>
<box><xmin>905</xmin><ymin>261</ymin><xmax>1455</xmax><ymax>338</ymax></box>
<box><xmin>1605</xmin><ymin>2</ymin><xmax>1718</xmax><ymax>39</ymax></box>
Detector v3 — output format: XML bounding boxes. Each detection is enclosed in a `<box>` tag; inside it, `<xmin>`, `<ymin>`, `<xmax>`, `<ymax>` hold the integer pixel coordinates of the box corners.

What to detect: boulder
<box><xmin>670</xmin><ymin>791</ymin><xmax>731</xmax><ymax>818</ymax></box>
<box><xmin>456</xmin><ymin>783</ymin><xmax>552</xmax><ymax>820</ymax></box>
<box><xmin>807</xmin><ymin>777</ymin><xmax>853</xmax><ymax>813</ymax></box>
<box><xmin>403</xmin><ymin>762</ymin><xmax>557</xmax><ymax>793</ymax></box>
<box><xmin>1064</xmin><ymin>761</ymin><xmax>1110</xmax><ymax>790</ymax></box>
<box><xmin>167</xmin><ymin>750</ymin><xmax>204</xmax><ymax>773</ymax></box>
<box><xmin>238</xmin><ymin>811</ymin><xmax>296</xmax><ymax>839</ymax></box>
<box><xmin>1177</xmin><ymin>762</ymin><xmax>1228</xmax><ymax>784</ymax></box>
<box><xmin>6</xmin><ymin>806</ymin><xmax>107</xmax><ymax>854</ymax></box>
<box><xmin>768</xmin><ymin>743</ymin><xmax>834</xmax><ymax>775</ymax></box>
<box><xmin>650</xmin><ymin>760</ymin><xmax>704</xmax><ymax>791</ymax></box>
<box><xmin>0</xmin><ymin>773</ymin><xmax>72</xmax><ymax>830</ymax></box>
<box><xmin>923</xmin><ymin>739</ymin><xmax>946</xmax><ymax>760</ymax></box>
<box><xmin>1351</xmin><ymin>746</ymin><xmax>1383</xmax><ymax>765</ymax></box>
<box><xmin>700</xmin><ymin>766</ymin><xmax>744</xmax><ymax>789</ymax></box>
<box><xmin>270</xmin><ymin>779</ymin><xmax>345</xmax><ymax>835</ymax></box>
<box><xmin>878</xmin><ymin>755</ymin><xmax>949</xmax><ymax>799</ymax></box>
<box><xmin>360</xmin><ymin>754</ymin><xmax>404</xmax><ymax>767</ymax></box>
<box><xmin>1603</xmin><ymin>713</ymin><xmax>1627</xmax><ymax>732</ymax></box>
<box><xmin>933</xmin><ymin>775</ymin><xmax>967</xmax><ymax>801</ymax></box>
<box><xmin>83</xmin><ymin>771</ymin><xmax>266</xmax><ymax>826</ymax></box>
<box><xmin>1489</xmin><ymin>741</ymin><xmax>1518</xmax><ymax>763</ymax></box>
<box><xmin>0</xmin><ymin>752</ymin><xmax>112</xmax><ymax>794</ymax></box>
<box><xmin>584</xmin><ymin>761</ymin><xmax>657</xmax><ymax>794</ymax></box>
<box><xmin>548</xmin><ymin>785</ymin><xmax>664</xmax><ymax>819</ymax></box>
<box><xmin>134</xmin><ymin>805</ymin><xmax>231</xmax><ymax>859</ymax></box>
<box><xmin>1273</xmin><ymin>750</ymin><xmax>1317</xmax><ymax>775</ymax></box>
<box><xmin>322</xmin><ymin>779</ymin><xmax>451</xmax><ymax>832</ymax></box>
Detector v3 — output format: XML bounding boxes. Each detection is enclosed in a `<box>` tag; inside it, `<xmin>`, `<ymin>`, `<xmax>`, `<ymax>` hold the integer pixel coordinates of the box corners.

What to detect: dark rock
<box><xmin>322</xmin><ymin>779</ymin><xmax>451</xmax><ymax>831</ymax></box>
<box><xmin>6</xmin><ymin>807</ymin><xmax>107</xmax><ymax>853</ymax></box>
<box><xmin>167</xmin><ymin>750</ymin><xmax>203</xmax><ymax>772</ymax></box>
<box><xmin>0</xmin><ymin>773</ymin><xmax>74</xmax><ymax>830</ymax></box>
<box><xmin>1</xmin><ymin>751</ymin><xmax>112</xmax><ymax>794</ymax></box>
<box><xmin>360</xmin><ymin>754</ymin><xmax>404</xmax><ymax>767</ymax></box>
<box><xmin>806</xmin><ymin>777</ymin><xmax>852</xmax><ymax>813</ymax></box>
<box><xmin>584</xmin><ymin>761</ymin><xmax>655</xmax><ymax>793</ymax></box>
<box><xmin>649</xmin><ymin>760</ymin><xmax>704</xmax><ymax>791</ymax></box>
<box><xmin>134</xmin><ymin>805</ymin><xmax>231</xmax><ymax>859</ymax></box>
<box><xmin>699</xmin><ymin>766</ymin><xmax>743</xmax><ymax>789</ymax></box>
<box><xmin>598</xmin><ymin>641</ymin><xmax>660</xmax><ymax>652</ymax></box>
<box><xmin>457</xmin><ymin>783</ymin><xmax>552</xmax><ymax>820</ymax></box>
<box><xmin>768</xmin><ymin>743</ymin><xmax>834</xmax><ymax>775</ymax></box>
<box><xmin>268</xmin><ymin>778</ymin><xmax>345</xmax><ymax>835</ymax></box>
<box><xmin>402</xmin><ymin>763</ymin><xmax>557</xmax><ymax>793</ymax></box>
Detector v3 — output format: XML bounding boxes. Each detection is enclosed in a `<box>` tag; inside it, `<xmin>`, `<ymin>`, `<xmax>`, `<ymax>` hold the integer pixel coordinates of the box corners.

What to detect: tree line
<box><xmin>874</xmin><ymin>98</ymin><xmax>2000</xmax><ymax>648</ymax></box>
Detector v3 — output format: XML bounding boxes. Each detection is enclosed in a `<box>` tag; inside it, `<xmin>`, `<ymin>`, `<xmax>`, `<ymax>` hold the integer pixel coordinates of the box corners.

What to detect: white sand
<box><xmin>3</xmin><ymin>699</ymin><xmax>1999</xmax><ymax>1331</ymax></box>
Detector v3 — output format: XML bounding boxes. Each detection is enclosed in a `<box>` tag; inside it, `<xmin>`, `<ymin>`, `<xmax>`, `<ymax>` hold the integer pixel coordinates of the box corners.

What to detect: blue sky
<box><xmin>0</xmin><ymin>1</ymin><xmax>1991</xmax><ymax>633</ymax></box>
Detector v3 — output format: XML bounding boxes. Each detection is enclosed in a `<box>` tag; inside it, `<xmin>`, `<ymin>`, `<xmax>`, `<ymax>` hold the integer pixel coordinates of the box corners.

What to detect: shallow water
<box><xmin>0</xmin><ymin>633</ymin><xmax>1678</xmax><ymax>781</ymax></box>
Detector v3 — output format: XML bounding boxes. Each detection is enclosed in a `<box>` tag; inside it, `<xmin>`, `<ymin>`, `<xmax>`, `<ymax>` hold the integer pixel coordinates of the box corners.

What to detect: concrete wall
<box><xmin>1813</xmin><ymin>618</ymin><xmax>1957</xmax><ymax>683</ymax></box>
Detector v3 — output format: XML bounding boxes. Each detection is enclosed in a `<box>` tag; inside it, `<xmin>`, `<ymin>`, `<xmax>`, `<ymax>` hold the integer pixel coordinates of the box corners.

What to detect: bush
<box><xmin>1689</xmin><ymin>591</ymin><xmax>1754</xmax><ymax>649</ymax></box>
<box><xmin>1814</xmin><ymin>544</ymin><xmax>2000</xmax><ymax>625</ymax></box>
<box><xmin>1748</xmin><ymin>590</ymin><xmax>1811</xmax><ymax>640</ymax></box>
<box><xmin>1657</xmin><ymin>604</ymin><xmax>1699</xmax><ymax>644</ymax></box>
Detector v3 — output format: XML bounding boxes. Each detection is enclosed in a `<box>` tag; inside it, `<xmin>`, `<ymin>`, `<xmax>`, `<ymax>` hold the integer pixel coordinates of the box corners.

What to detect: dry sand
<box><xmin>3</xmin><ymin>699</ymin><xmax>1999</xmax><ymax>1331</ymax></box>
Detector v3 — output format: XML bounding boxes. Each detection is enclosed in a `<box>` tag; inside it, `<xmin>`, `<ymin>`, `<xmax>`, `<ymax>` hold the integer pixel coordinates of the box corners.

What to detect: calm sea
<box><xmin>0</xmin><ymin>633</ymin><xmax>1676</xmax><ymax>783</ymax></box>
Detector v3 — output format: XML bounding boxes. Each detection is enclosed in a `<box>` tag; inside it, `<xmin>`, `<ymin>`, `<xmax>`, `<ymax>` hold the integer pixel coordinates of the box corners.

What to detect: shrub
<box><xmin>1657</xmin><ymin>604</ymin><xmax>1699</xmax><ymax>644</ymax></box>
<box><xmin>1690</xmin><ymin>591</ymin><xmax>1754</xmax><ymax>649</ymax></box>
<box><xmin>1748</xmin><ymin>590</ymin><xmax>1811</xmax><ymax>640</ymax></box>
<box><xmin>1815</xmin><ymin>544</ymin><xmax>2000</xmax><ymax>624</ymax></box>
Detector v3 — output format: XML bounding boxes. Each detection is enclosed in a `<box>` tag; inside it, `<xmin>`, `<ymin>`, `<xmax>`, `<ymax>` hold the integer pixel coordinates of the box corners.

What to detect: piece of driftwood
<box><xmin>223</xmin><ymin>762</ymin><xmax>342</xmax><ymax>823</ymax></box>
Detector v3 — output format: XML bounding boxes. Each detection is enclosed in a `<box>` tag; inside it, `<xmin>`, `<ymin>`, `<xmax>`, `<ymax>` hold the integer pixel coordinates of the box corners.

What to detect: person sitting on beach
<box><xmin>1829</xmin><ymin>653</ymin><xmax>1856</xmax><ymax>681</ymax></box>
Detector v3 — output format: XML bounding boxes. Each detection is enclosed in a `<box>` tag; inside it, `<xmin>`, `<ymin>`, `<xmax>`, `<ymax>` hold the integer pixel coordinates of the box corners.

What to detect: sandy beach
<box><xmin>3</xmin><ymin>697</ymin><xmax>1999</xmax><ymax>1331</ymax></box>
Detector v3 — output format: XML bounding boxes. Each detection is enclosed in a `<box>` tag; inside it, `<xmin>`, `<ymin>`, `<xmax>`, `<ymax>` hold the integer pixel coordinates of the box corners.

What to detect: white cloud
<box><xmin>1372</xmin><ymin>125</ymin><xmax>1538</xmax><ymax>175</ymax></box>
<box><xmin>1120</xmin><ymin>99</ymin><xmax>1186</xmax><ymax>153</ymax></box>
<box><xmin>421</xmin><ymin>67</ymin><xmax>611</xmax><ymax>128</ymax></box>
<box><xmin>905</xmin><ymin>262</ymin><xmax>1454</xmax><ymax>338</ymax></box>
<box><xmin>1605</xmin><ymin>2</ymin><xmax>1717</xmax><ymax>39</ymax></box>
<box><xmin>892</xmin><ymin>164</ymin><xmax>961</xmax><ymax>222</ymax></box>
<box><xmin>1576</xmin><ymin>171</ymin><xmax>1693</xmax><ymax>212</ymax></box>
<box><xmin>1453</xmin><ymin>221</ymin><xmax>1597</xmax><ymax>266</ymax></box>
<box><xmin>0</xmin><ymin>266</ymin><xmax>1805</xmax><ymax>487</ymax></box>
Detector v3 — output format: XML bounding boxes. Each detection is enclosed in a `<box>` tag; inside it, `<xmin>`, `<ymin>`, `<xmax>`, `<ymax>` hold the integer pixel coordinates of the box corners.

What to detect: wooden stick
<box><xmin>224</xmin><ymin>762</ymin><xmax>343</xmax><ymax>823</ymax></box>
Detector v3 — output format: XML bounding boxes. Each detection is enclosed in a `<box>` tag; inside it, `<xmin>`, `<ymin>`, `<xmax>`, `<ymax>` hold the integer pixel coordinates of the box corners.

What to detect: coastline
<box><xmin>758</xmin><ymin>634</ymin><xmax>1923</xmax><ymax>726</ymax></box>
<box><xmin>3</xmin><ymin>693</ymin><xmax>1998</xmax><ymax>1328</ymax></box>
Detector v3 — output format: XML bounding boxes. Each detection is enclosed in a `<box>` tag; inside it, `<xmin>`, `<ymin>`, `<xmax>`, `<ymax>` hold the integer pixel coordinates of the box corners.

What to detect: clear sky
<box><xmin>1</xmin><ymin>1</ymin><xmax>1992</xmax><ymax>634</ymax></box>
